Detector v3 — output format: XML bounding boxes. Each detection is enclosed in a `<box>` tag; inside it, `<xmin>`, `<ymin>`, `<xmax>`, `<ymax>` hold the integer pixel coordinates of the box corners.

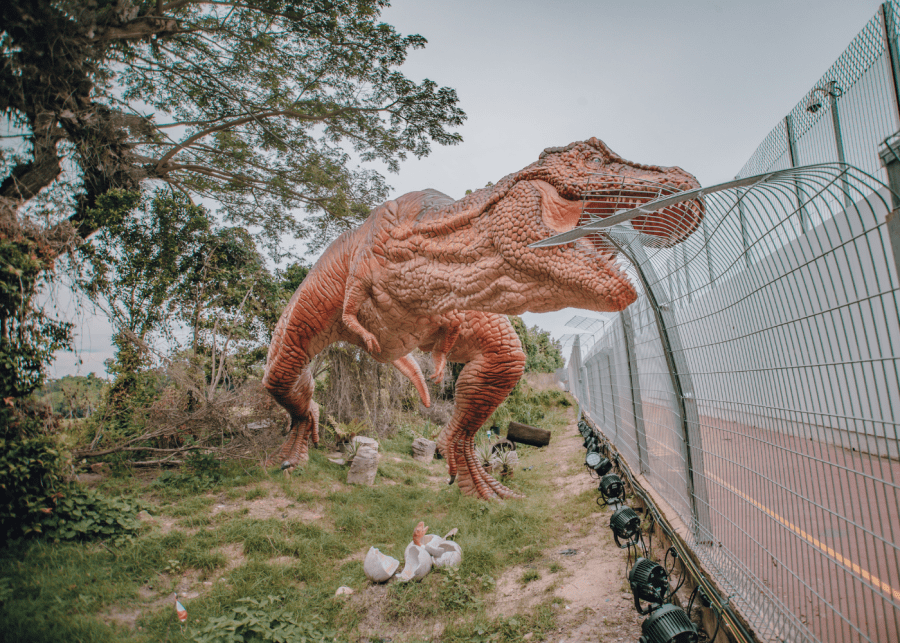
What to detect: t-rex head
<box><xmin>484</xmin><ymin>137</ymin><xmax>703</xmax><ymax>314</ymax></box>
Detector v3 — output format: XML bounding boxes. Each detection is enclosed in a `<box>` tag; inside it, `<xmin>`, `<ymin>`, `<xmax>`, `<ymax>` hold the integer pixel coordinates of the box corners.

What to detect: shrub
<box><xmin>0</xmin><ymin>435</ymin><xmax>64</xmax><ymax>540</ymax></box>
<box><xmin>39</xmin><ymin>486</ymin><xmax>144</xmax><ymax>547</ymax></box>
<box><xmin>150</xmin><ymin>451</ymin><xmax>226</xmax><ymax>492</ymax></box>
<box><xmin>191</xmin><ymin>595</ymin><xmax>336</xmax><ymax>643</ymax></box>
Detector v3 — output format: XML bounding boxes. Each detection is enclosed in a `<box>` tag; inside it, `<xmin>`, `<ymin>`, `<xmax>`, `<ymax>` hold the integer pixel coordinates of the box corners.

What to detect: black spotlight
<box><xmin>598</xmin><ymin>473</ymin><xmax>624</xmax><ymax>504</ymax></box>
<box><xmin>628</xmin><ymin>557</ymin><xmax>669</xmax><ymax>614</ymax></box>
<box><xmin>582</xmin><ymin>434</ymin><xmax>598</xmax><ymax>450</ymax></box>
<box><xmin>609</xmin><ymin>505</ymin><xmax>642</xmax><ymax>548</ymax></box>
<box><xmin>638</xmin><ymin>603</ymin><xmax>698</xmax><ymax>643</ymax></box>
<box><xmin>585</xmin><ymin>452</ymin><xmax>612</xmax><ymax>476</ymax></box>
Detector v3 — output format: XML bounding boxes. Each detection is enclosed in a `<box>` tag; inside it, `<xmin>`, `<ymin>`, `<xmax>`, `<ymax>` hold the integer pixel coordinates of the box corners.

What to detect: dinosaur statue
<box><xmin>263</xmin><ymin>137</ymin><xmax>702</xmax><ymax>499</ymax></box>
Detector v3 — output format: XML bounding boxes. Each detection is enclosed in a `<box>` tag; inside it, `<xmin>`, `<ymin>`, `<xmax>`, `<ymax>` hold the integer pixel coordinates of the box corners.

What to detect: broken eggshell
<box><xmin>363</xmin><ymin>546</ymin><xmax>400</xmax><ymax>583</ymax></box>
<box><xmin>421</xmin><ymin>534</ymin><xmax>445</xmax><ymax>557</ymax></box>
<box><xmin>430</xmin><ymin>539</ymin><xmax>463</xmax><ymax>568</ymax></box>
<box><xmin>396</xmin><ymin>542</ymin><xmax>433</xmax><ymax>582</ymax></box>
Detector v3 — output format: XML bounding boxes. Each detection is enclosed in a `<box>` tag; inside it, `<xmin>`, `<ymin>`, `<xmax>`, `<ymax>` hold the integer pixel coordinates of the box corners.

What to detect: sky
<box><xmin>51</xmin><ymin>0</ymin><xmax>885</xmax><ymax>377</ymax></box>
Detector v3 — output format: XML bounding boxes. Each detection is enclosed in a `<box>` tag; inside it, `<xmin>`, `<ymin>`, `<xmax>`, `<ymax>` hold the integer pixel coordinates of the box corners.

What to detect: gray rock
<box><xmin>347</xmin><ymin>446</ymin><xmax>378</xmax><ymax>485</ymax></box>
<box><xmin>350</xmin><ymin>436</ymin><xmax>379</xmax><ymax>451</ymax></box>
<box><xmin>411</xmin><ymin>437</ymin><xmax>437</xmax><ymax>463</ymax></box>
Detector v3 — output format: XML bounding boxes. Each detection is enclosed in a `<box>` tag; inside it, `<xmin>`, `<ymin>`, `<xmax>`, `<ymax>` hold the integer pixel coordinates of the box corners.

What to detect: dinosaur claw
<box><xmin>281</xmin><ymin>460</ymin><xmax>294</xmax><ymax>470</ymax></box>
<box><xmin>364</xmin><ymin>334</ymin><xmax>381</xmax><ymax>354</ymax></box>
<box><xmin>448</xmin><ymin>474</ymin><xmax>456</xmax><ymax>485</ymax></box>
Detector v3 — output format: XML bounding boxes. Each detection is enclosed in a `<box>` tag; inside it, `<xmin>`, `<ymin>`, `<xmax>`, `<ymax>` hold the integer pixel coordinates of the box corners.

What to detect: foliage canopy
<box><xmin>0</xmin><ymin>0</ymin><xmax>465</xmax><ymax>399</ymax></box>
<box><xmin>1</xmin><ymin>0</ymin><xmax>465</xmax><ymax>253</ymax></box>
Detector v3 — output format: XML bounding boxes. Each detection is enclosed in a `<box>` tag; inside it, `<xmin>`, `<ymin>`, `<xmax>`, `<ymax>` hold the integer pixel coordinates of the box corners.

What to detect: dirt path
<box><xmin>490</xmin><ymin>410</ymin><xmax>644</xmax><ymax>642</ymax></box>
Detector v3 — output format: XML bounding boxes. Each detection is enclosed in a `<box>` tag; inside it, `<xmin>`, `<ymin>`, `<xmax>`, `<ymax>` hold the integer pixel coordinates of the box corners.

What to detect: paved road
<box><xmin>635</xmin><ymin>404</ymin><xmax>900</xmax><ymax>643</ymax></box>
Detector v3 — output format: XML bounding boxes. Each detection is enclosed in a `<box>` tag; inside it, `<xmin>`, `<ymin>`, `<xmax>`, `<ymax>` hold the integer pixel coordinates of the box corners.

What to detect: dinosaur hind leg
<box><xmin>438</xmin><ymin>314</ymin><xmax>526</xmax><ymax>500</ymax></box>
<box><xmin>263</xmin><ymin>361</ymin><xmax>317</xmax><ymax>469</ymax></box>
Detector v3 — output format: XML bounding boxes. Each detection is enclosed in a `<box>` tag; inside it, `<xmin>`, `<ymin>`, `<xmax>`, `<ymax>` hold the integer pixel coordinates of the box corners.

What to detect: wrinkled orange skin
<box><xmin>263</xmin><ymin>138</ymin><xmax>701</xmax><ymax>499</ymax></box>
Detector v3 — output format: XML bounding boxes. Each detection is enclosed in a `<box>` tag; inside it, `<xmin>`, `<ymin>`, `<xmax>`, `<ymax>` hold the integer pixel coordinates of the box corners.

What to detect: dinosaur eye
<box><xmin>585</xmin><ymin>155</ymin><xmax>604</xmax><ymax>167</ymax></box>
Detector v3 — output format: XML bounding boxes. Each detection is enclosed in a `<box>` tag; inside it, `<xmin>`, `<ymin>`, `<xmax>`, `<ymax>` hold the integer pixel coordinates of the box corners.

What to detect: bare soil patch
<box><xmin>490</xmin><ymin>412</ymin><xmax>643</xmax><ymax>642</ymax></box>
<box><xmin>211</xmin><ymin>481</ymin><xmax>327</xmax><ymax>522</ymax></box>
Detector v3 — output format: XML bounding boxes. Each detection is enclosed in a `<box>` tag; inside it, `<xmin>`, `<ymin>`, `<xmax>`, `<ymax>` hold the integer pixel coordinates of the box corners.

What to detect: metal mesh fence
<box><xmin>562</xmin><ymin>163</ymin><xmax>900</xmax><ymax>643</ymax></box>
<box><xmin>738</xmin><ymin>4</ymin><xmax>900</xmax><ymax>183</ymax></box>
<box><xmin>555</xmin><ymin>5</ymin><xmax>900</xmax><ymax>640</ymax></box>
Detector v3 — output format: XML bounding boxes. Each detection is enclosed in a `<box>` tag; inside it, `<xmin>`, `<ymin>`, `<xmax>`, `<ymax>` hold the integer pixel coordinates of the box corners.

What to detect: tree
<box><xmin>0</xmin><ymin>0</ymin><xmax>464</xmax><ymax>399</ymax></box>
<box><xmin>1</xmin><ymin>0</ymin><xmax>464</xmax><ymax>254</ymax></box>
<box><xmin>510</xmin><ymin>316</ymin><xmax>564</xmax><ymax>374</ymax></box>
<box><xmin>80</xmin><ymin>189</ymin><xmax>287</xmax><ymax>432</ymax></box>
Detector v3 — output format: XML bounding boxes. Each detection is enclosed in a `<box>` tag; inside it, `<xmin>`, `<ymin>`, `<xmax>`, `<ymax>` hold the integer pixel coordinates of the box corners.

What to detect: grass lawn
<box><xmin>0</xmin><ymin>384</ymin><xmax>607</xmax><ymax>643</ymax></box>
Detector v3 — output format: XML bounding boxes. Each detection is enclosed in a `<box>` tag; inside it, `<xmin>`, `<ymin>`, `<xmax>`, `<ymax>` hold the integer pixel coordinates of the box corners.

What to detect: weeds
<box><xmin>191</xmin><ymin>595</ymin><xmax>336</xmax><ymax>643</ymax></box>
<box><xmin>440</xmin><ymin>567</ymin><xmax>495</xmax><ymax>612</ymax></box>
<box><xmin>521</xmin><ymin>569</ymin><xmax>541</xmax><ymax>584</ymax></box>
<box><xmin>1</xmin><ymin>380</ymin><xmax>585</xmax><ymax>642</ymax></box>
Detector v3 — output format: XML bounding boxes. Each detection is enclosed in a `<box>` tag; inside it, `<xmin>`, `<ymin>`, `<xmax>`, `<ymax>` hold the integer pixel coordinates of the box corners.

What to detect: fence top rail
<box><xmin>529</xmin><ymin>163</ymin><xmax>894</xmax><ymax>249</ymax></box>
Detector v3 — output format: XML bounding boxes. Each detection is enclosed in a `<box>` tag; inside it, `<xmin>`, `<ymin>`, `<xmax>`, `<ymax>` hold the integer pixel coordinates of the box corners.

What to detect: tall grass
<box><xmin>0</xmin><ymin>382</ymin><xmax>576</xmax><ymax>642</ymax></box>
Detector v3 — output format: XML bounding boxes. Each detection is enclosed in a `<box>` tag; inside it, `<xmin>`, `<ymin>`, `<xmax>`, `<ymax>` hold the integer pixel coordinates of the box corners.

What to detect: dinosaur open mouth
<box><xmin>578</xmin><ymin>175</ymin><xmax>704</xmax><ymax>248</ymax></box>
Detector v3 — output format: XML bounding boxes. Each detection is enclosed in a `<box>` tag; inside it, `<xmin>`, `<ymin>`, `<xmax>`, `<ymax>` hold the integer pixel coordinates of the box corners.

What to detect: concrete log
<box><xmin>506</xmin><ymin>421</ymin><xmax>551</xmax><ymax>447</ymax></box>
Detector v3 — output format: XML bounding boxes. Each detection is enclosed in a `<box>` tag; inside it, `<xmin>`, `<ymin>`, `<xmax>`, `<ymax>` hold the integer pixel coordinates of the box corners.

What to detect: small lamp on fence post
<box><xmin>609</xmin><ymin>505</ymin><xmax>642</xmax><ymax>548</ymax></box>
<box><xmin>638</xmin><ymin>604</ymin><xmax>698</xmax><ymax>643</ymax></box>
<box><xmin>628</xmin><ymin>557</ymin><xmax>669</xmax><ymax>615</ymax></box>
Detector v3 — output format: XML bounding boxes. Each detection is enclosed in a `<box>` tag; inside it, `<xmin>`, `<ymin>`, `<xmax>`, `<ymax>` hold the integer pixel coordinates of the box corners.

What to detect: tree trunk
<box><xmin>506</xmin><ymin>422</ymin><xmax>551</xmax><ymax>448</ymax></box>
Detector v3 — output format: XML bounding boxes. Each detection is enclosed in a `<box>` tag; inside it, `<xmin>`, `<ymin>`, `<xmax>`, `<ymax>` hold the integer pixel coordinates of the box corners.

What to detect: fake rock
<box><xmin>411</xmin><ymin>437</ymin><xmax>437</xmax><ymax>463</ymax></box>
<box><xmin>363</xmin><ymin>547</ymin><xmax>400</xmax><ymax>583</ymax></box>
<box><xmin>351</xmin><ymin>436</ymin><xmax>379</xmax><ymax>451</ymax></box>
<box><xmin>347</xmin><ymin>446</ymin><xmax>378</xmax><ymax>485</ymax></box>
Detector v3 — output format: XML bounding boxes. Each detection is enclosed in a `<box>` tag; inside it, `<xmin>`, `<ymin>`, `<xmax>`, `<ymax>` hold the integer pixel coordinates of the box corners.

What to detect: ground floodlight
<box><xmin>598</xmin><ymin>473</ymin><xmax>624</xmax><ymax>504</ymax></box>
<box><xmin>629</xmin><ymin>557</ymin><xmax>669</xmax><ymax>614</ymax></box>
<box><xmin>638</xmin><ymin>603</ymin><xmax>698</xmax><ymax>643</ymax></box>
<box><xmin>582</xmin><ymin>434</ymin><xmax>597</xmax><ymax>450</ymax></box>
<box><xmin>585</xmin><ymin>452</ymin><xmax>612</xmax><ymax>475</ymax></box>
<box><xmin>609</xmin><ymin>505</ymin><xmax>642</xmax><ymax>548</ymax></box>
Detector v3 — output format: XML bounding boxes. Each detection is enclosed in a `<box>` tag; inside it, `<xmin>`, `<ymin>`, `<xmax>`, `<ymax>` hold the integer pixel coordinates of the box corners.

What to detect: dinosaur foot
<box><xmin>263</xmin><ymin>420</ymin><xmax>312</xmax><ymax>470</ymax></box>
<box><xmin>454</xmin><ymin>451</ymin><xmax>525</xmax><ymax>500</ymax></box>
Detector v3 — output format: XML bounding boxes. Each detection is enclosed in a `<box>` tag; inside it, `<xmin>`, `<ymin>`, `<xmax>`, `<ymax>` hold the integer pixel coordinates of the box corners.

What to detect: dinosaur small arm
<box><xmin>263</xmin><ymin>137</ymin><xmax>702</xmax><ymax>499</ymax></box>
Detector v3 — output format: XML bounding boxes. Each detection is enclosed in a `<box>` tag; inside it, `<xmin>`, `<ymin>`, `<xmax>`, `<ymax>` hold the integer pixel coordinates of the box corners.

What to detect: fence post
<box><xmin>878</xmin><ymin>140</ymin><xmax>900</xmax><ymax>281</ymax></box>
<box><xmin>784</xmin><ymin>114</ymin><xmax>811</xmax><ymax>233</ymax></box>
<box><xmin>606</xmin><ymin>352</ymin><xmax>622</xmax><ymax>444</ymax></box>
<box><xmin>824</xmin><ymin>85</ymin><xmax>853</xmax><ymax>210</ymax></box>
<box><xmin>571</xmin><ymin>334</ymin><xmax>584</xmax><ymax>418</ymax></box>
<box><xmin>701</xmin><ymin>219</ymin><xmax>715</xmax><ymax>286</ymax></box>
<box><xmin>610</xmin><ymin>229</ymin><xmax>712</xmax><ymax>537</ymax></box>
<box><xmin>621</xmin><ymin>307</ymin><xmax>649</xmax><ymax>475</ymax></box>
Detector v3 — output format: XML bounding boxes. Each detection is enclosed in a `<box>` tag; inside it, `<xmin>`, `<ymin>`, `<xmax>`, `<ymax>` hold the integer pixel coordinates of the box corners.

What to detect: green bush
<box><xmin>39</xmin><ymin>486</ymin><xmax>144</xmax><ymax>547</ymax></box>
<box><xmin>0</xmin><ymin>434</ymin><xmax>144</xmax><ymax>545</ymax></box>
<box><xmin>191</xmin><ymin>595</ymin><xmax>336</xmax><ymax>643</ymax></box>
<box><xmin>0</xmin><ymin>435</ymin><xmax>64</xmax><ymax>540</ymax></box>
<box><xmin>150</xmin><ymin>451</ymin><xmax>225</xmax><ymax>492</ymax></box>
